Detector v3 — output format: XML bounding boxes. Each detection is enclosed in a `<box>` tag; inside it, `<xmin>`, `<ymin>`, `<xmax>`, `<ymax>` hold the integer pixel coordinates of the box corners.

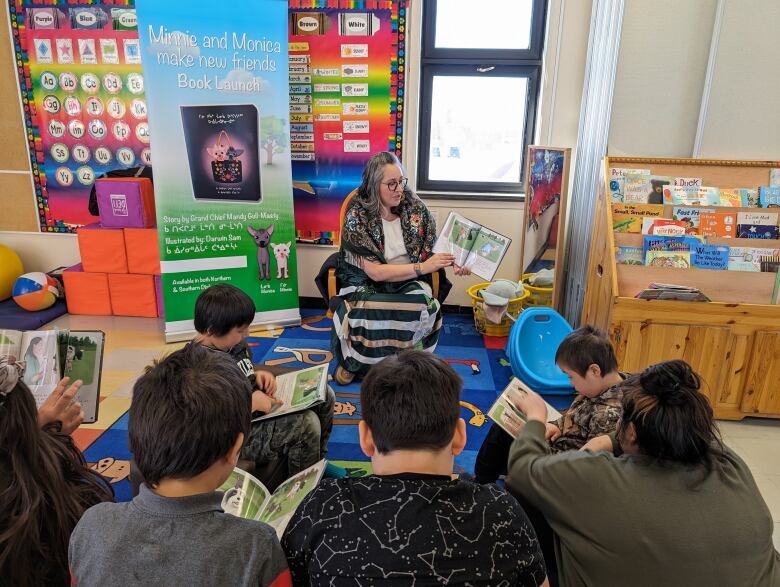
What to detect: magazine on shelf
<box><xmin>635</xmin><ymin>283</ymin><xmax>711</xmax><ymax>302</ymax></box>
<box><xmin>219</xmin><ymin>460</ymin><xmax>326</xmax><ymax>538</ymax></box>
<box><xmin>0</xmin><ymin>329</ymin><xmax>105</xmax><ymax>423</ymax></box>
<box><xmin>433</xmin><ymin>211</ymin><xmax>512</xmax><ymax>281</ymax></box>
<box><xmin>252</xmin><ymin>363</ymin><xmax>329</xmax><ymax>422</ymax></box>
<box><xmin>487</xmin><ymin>378</ymin><xmax>563</xmax><ymax>439</ymax></box>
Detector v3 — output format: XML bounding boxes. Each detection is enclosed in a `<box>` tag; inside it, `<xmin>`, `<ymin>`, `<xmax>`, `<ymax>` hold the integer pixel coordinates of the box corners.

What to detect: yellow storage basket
<box><xmin>521</xmin><ymin>272</ymin><xmax>553</xmax><ymax>307</ymax></box>
<box><xmin>467</xmin><ymin>282</ymin><xmax>529</xmax><ymax>337</ymax></box>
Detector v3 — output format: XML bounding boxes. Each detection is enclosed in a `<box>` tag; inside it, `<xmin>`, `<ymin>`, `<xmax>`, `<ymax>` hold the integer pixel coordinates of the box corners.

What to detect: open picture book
<box><xmin>433</xmin><ymin>211</ymin><xmax>512</xmax><ymax>281</ymax></box>
<box><xmin>488</xmin><ymin>377</ymin><xmax>563</xmax><ymax>438</ymax></box>
<box><xmin>219</xmin><ymin>459</ymin><xmax>326</xmax><ymax>538</ymax></box>
<box><xmin>253</xmin><ymin>363</ymin><xmax>329</xmax><ymax>422</ymax></box>
<box><xmin>0</xmin><ymin>329</ymin><xmax>105</xmax><ymax>423</ymax></box>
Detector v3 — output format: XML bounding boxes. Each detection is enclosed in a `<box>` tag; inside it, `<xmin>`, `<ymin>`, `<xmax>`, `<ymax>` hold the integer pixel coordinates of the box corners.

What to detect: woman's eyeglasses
<box><xmin>382</xmin><ymin>177</ymin><xmax>408</xmax><ymax>192</ymax></box>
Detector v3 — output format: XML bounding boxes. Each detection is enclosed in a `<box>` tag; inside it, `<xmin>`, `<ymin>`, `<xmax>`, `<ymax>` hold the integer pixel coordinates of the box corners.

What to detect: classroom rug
<box><xmin>80</xmin><ymin>309</ymin><xmax>532</xmax><ymax>502</ymax></box>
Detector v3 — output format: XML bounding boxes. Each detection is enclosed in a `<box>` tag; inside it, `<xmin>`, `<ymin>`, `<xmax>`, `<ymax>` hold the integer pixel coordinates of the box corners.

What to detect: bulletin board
<box><xmin>8</xmin><ymin>0</ymin><xmax>148</xmax><ymax>233</ymax></box>
<box><xmin>288</xmin><ymin>0</ymin><xmax>407</xmax><ymax>245</ymax></box>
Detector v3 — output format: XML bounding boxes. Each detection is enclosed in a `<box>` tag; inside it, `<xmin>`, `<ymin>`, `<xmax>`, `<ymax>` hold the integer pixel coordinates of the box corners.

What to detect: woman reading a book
<box><xmin>332</xmin><ymin>151</ymin><xmax>469</xmax><ymax>385</ymax></box>
<box><xmin>0</xmin><ymin>356</ymin><xmax>113</xmax><ymax>585</ymax></box>
<box><xmin>505</xmin><ymin>360</ymin><xmax>780</xmax><ymax>586</ymax></box>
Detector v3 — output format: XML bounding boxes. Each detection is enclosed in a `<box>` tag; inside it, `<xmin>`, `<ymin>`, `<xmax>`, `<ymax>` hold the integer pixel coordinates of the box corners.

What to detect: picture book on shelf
<box><xmin>622</xmin><ymin>173</ymin><xmax>670</xmax><ymax>204</ymax></box>
<box><xmin>433</xmin><ymin>212</ymin><xmax>511</xmax><ymax>281</ymax></box>
<box><xmin>252</xmin><ymin>364</ymin><xmax>329</xmax><ymax>422</ymax></box>
<box><xmin>616</xmin><ymin>246</ymin><xmax>644</xmax><ymax>265</ymax></box>
<box><xmin>218</xmin><ymin>460</ymin><xmax>326</xmax><ymax>538</ymax></box>
<box><xmin>671</xmin><ymin>206</ymin><xmax>715</xmax><ymax>234</ymax></box>
<box><xmin>673</xmin><ymin>177</ymin><xmax>702</xmax><ymax>187</ymax></box>
<box><xmin>663</xmin><ymin>186</ymin><xmax>720</xmax><ymax>206</ymax></box>
<box><xmin>0</xmin><ymin>329</ymin><xmax>105</xmax><ymax>423</ymax></box>
<box><xmin>728</xmin><ymin>247</ymin><xmax>779</xmax><ymax>272</ymax></box>
<box><xmin>771</xmin><ymin>169</ymin><xmax>780</xmax><ymax>186</ymax></box>
<box><xmin>645</xmin><ymin>251</ymin><xmax>691</xmax><ymax>269</ymax></box>
<box><xmin>737</xmin><ymin>211</ymin><xmax>778</xmax><ymax>226</ymax></box>
<box><xmin>641</xmin><ymin>218</ymin><xmax>687</xmax><ymax>236</ymax></box>
<box><xmin>759</xmin><ymin>255</ymin><xmax>780</xmax><ymax>273</ymax></box>
<box><xmin>635</xmin><ymin>283</ymin><xmax>711</xmax><ymax>302</ymax></box>
<box><xmin>487</xmin><ymin>378</ymin><xmax>562</xmax><ymax>439</ymax></box>
<box><xmin>759</xmin><ymin>186</ymin><xmax>780</xmax><ymax>207</ymax></box>
<box><xmin>643</xmin><ymin>235</ymin><xmax>702</xmax><ymax>256</ymax></box>
<box><xmin>736</xmin><ymin>225</ymin><xmax>780</xmax><ymax>239</ymax></box>
<box><xmin>609</xmin><ymin>167</ymin><xmax>650</xmax><ymax>203</ymax></box>
<box><xmin>719</xmin><ymin>188</ymin><xmax>758</xmax><ymax>207</ymax></box>
<box><xmin>699</xmin><ymin>212</ymin><xmax>736</xmax><ymax>238</ymax></box>
<box><xmin>612</xmin><ymin>203</ymin><xmax>664</xmax><ymax>233</ymax></box>
<box><xmin>691</xmin><ymin>244</ymin><xmax>729</xmax><ymax>270</ymax></box>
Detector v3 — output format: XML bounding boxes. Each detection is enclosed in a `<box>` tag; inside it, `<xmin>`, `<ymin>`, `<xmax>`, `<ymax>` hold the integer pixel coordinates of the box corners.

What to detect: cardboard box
<box><xmin>62</xmin><ymin>264</ymin><xmax>112</xmax><ymax>315</ymax></box>
<box><xmin>108</xmin><ymin>273</ymin><xmax>158</xmax><ymax>318</ymax></box>
<box><xmin>124</xmin><ymin>228</ymin><xmax>161</xmax><ymax>275</ymax></box>
<box><xmin>96</xmin><ymin>177</ymin><xmax>156</xmax><ymax>228</ymax></box>
<box><xmin>77</xmin><ymin>224</ymin><xmax>128</xmax><ymax>274</ymax></box>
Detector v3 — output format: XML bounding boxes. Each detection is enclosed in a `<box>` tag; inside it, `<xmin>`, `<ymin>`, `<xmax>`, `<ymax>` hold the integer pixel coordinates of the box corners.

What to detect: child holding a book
<box><xmin>69</xmin><ymin>344</ymin><xmax>292</xmax><ymax>586</ymax></box>
<box><xmin>282</xmin><ymin>350</ymin><xmax>549</xmax><ymax>586</ymax></box>
<box><xmin>191</xmin><ymin>284</ymin><xmax>335</xmax><ymax>481</ymax></box>
<box><xmin>475</xmin><ymin>326</ymin><xmax>628</xmax><ymax>483</ymax></box>
<box><xmin>0</xmin><ymin>357</ymin><xmax>112</xmax><ymax>585</ymax></box>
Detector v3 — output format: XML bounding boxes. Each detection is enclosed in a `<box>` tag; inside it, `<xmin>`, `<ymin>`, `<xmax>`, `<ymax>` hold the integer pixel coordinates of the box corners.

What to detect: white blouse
<box><xmin>382</xmin><ymin>217</ymin><xmax>411</xmax><ymax>265</ymax></box>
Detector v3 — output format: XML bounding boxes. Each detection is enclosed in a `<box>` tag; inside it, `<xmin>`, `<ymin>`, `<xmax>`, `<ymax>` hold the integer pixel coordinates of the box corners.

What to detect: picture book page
<box><xmin>59</xmin><ymin>331</ymin><xmax>105</xmax><ymax>424</ymax></box>
<box><xmin>462</xmin><ymin>225</ymin><xmax>512</xmax><ymax>281</ymax></box>
<box><xmin>0</xmin><ymin>330</ymin><xmax>24</xmax><ymax>358</ymax></box>
<box><xmin>488</xmin><ymin>378</ymin><xmax>562</xmax><ymax>439</ymax></box>
<box><xmin>20</xmin><ymin>330</ymin><xmax>60</xmax><ymax>407</ymax></box>
<box><xmin>253</xmin><ymin>364</ymin><xmax>329</xmax><ymax>422</ymax></box>
<box><xmin>219</xmin><ymin>467</ymin><xmax>271</xmax><ymax>521</ymax></box>
<box><xmin>259</xmin><ymin>460</ymin><xmax>327</xmax><ymax>538</ymax></box>
<box><xmin>433</xmin><ymin>211</ymin><xmax>483</xmax><ymax>267</ymax></box>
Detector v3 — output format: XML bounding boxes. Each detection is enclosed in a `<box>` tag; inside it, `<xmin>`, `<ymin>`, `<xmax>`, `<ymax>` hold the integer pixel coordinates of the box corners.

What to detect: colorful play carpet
<box><xmin>78</xmin><ymin>310</ymin><xmax>555</xmax><ymax>502</ymax></box>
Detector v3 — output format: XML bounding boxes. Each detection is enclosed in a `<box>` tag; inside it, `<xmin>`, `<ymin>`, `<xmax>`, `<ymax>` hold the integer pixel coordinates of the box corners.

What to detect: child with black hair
<box><xmin>475</xmin><ymin>325</ymin><xmax>628</xmax><ymax>484</ymax></box>
<box><xmin>190</xmin><ymin>284</ymin><xmax>334</xmax><ymax>480</ymax></box>
<box><xmin>0</xmin><ymin>357</ymin><xmax>113</xmax><ymax>586</ymax></box>
<box><xmin>282</xmin><ymin>350</ymin><xmax>549</xmax><ymax>586</ymax></box>
<box><xmin>69</xmin><ymin>344</ymin><xmax>292</xmax><ymax>586</ymax></box>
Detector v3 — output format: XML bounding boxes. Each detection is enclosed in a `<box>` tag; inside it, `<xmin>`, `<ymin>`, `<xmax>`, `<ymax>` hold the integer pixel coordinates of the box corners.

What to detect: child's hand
<box><xmin>544</xmin><ymin>422</ymin><xmax>561</xmax><ymax>442</ymax></box>
<box><xmin>255</xmin><ymin>370</ymin><xmax>277</xmax><ymax>396</ymax></box>
<box><xmin>580</xmin><ymin>435</ymin><xmax>614</xmax><ymax>453</ymax></box>
<box><xmin>251</xmin><ymin>390</ymin><xmax>282</xmax><ymax>414</ymax></box>
<box><xmin>38</xmin><ymin>377</ymin><xmax>85</xmax><ymax>434</ymax></box>
<box><xmin>508</xmin><ymin>386</ymin><xmax>548</xmax><ymax>423</ymax></box>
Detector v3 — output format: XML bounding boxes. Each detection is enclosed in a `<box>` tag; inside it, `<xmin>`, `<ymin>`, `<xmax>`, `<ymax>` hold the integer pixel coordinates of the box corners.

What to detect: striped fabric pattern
<box><xmin>332</xmin><ymin>280</ymin><xmax>442</xmax><ymax>375</ymax></box>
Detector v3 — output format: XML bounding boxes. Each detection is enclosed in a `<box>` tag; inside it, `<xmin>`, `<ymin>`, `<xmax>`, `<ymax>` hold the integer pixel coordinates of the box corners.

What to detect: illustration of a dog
<box><xmin>206</xmin><ymin>140</ymin><xmax>228</xmax><ymax>162</ymax></box>
<box><xmin>271</xmin><ymin>242</ymin><xmax>291</xmax><ymax>279</ymax></box>
<box><xmin>247</xmin><ymin>224</ymin><xmax>275</xmax><ymax>280</ymax></box>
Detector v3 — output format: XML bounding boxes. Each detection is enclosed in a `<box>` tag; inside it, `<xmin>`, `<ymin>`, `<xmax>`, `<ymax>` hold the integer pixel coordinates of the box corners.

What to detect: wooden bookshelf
<box><xmin>582</xmin><ymin>156</ymin><xmax>780</xmax><ymax>420</ymax></box>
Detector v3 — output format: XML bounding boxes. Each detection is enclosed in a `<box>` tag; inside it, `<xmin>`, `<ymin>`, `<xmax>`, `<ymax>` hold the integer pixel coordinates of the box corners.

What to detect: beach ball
<box><xmin>0</xmin><ymin>244</ymin><xmax>24</xmax><ymax>301</ymax></box>
<box><xmin>12</xmin><ymin>272</ymin><xmax>61</xmax><ymax>311</ymax></box>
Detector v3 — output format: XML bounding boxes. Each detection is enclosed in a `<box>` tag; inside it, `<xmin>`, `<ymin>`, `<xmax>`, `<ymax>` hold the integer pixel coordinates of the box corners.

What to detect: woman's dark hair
<box><xmin>357</xmin><ymin>151</ymin><xmax>420</xmax><ymax>218</ymax></box>
<box><xmin>0</xmin><ymin>381</ymin><xmax>113</xmax><ymax>586</ymax></box>
<box><xmin>193</xmin><ymin>283</ymin><xmax>256</xmax><ymax>337</ymax></box>
<box><xmin>618</xmin><ymin>360</ymin><xmax>723</xmax><ymax>473</ymax></box>
<box><xmin>361</xmin><ymin>350</ymin><xmax>462</xmax><ymax>454</ymax></box>
<box><xmin>129</xmin><ymin>343</ymin><xmax>251</xmax><ymax>486</ymax></box>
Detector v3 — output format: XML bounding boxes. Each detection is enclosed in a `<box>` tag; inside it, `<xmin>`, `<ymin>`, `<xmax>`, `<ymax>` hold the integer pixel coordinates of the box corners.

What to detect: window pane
<box><xmin>427</xmin><ymin>75</ymin><xmax>528</xmax><ymax>184</ymax></box>
<box><xmin>435</xmin><ymin>0</ymin><xmax>534</xmax><ymax>50</ymax></box>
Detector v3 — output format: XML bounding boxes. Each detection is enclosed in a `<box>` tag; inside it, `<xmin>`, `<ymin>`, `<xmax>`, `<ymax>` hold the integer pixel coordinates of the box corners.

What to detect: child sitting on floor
<box><xmin>475</xmin><ymin>325</ymin><xmax>628</xmax><ymax>484</ymax></box>
<box><xmin>282</xmin><ymin>350</ymin><xmax>549</xmax><ymax>586</ymax></box>
<box><xmin>191</xmin><ymin>284</ymin><xmax>335</xmax><ymax>481</ymax></box>
<box><xmin>69</xmin><ymin>344</ymin><xmax>292</xmax><ymax>586</ymax></box>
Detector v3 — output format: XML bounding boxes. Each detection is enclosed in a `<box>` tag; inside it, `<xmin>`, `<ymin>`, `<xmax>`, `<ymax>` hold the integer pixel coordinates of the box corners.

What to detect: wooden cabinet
<box><xmin>583</xmin><ymin>156</ymin><xmax>780</xmax><ymax>420</ymax></box>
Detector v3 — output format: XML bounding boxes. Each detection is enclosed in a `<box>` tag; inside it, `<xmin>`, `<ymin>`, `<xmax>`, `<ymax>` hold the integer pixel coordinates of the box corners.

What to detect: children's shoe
<box><xmin>335</xmin><ymin>365</ymin><xmax>355</xmax><ymax>385</ymax></box>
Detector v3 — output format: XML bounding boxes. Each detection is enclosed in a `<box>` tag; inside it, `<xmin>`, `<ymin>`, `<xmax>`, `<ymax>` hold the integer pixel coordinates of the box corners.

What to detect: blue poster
<box><xmin>135</xmin><ymin>0</ymin><xmax>300</xmax><ymax>340</ymax></box>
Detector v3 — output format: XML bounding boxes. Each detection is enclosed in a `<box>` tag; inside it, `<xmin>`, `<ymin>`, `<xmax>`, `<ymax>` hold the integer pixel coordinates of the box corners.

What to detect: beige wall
<box><xmin>0</xmin><ymin>0</ymin><xmax>593</xmax><ymax>308</ymax></box>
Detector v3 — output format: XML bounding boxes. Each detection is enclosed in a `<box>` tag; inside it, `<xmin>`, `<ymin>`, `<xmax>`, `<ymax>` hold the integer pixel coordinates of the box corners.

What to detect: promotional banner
<box><xmin>8</xmin><ymin>0</ymin><xmax>148</xmax><ymax>232</ymax></box>
<box><xmin>287</xmin><ymin>1</ymin><xmax>407</xmax><ymax>245</ymax></box>
<box><xmin>136</xmin><ymin>0</ymin><xmax>300</xmax><ymax>339</ymax></box>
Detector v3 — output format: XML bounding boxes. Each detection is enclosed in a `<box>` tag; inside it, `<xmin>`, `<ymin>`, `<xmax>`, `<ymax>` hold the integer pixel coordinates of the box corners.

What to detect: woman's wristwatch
<box><xmin>413</xmin><ymin>262</ymin><xmax>423</xmax><ymax>277</ymax></box>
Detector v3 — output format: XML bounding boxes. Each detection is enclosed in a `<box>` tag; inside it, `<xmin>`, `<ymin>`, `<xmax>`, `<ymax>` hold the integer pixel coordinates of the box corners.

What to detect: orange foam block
<box><xmin>62</xmin><ymin>264</ymin><xmax>112</xmax><ymax>316</ymax></box>
<box><xmin>77</xmin><ymin>224</ymin><xmax>128</xmax><ymax>274</ymax></box>
<box><xmin>108</xmin><ymin>273</ymin><xmax>158</xmax><ymax>318</ymax></box>
<box><xmin>124</xmin><ymin>228</ymin><xmax>161</xmax><ymax>275</ymax></box>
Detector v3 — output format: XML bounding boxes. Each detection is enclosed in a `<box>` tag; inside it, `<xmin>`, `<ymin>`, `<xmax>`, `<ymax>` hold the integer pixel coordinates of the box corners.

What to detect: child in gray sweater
<box><xmin>69</xmin><ymin>344</ymin><xmax>291</xmax><ymax>587</ymax></box>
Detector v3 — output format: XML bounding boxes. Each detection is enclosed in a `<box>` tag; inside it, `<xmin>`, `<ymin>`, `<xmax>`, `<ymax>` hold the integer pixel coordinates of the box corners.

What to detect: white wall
<box><xmin>2</xmin><ymin>0</ymin><xmax>593</xmax><ymax>308</ymax></box>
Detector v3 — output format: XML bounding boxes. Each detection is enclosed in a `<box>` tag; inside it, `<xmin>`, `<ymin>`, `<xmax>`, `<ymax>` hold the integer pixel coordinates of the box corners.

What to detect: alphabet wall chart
<box><xmin>8</xmin><ymin>0</ymin><xmax>148</xmax><ymax>232</ymax></box>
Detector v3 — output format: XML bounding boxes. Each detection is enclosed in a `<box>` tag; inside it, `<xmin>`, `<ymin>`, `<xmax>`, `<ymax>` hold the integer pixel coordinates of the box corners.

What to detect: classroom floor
<box><xmin>46</xmin><ymin>311</ymin><xmax>780</xmax><ymax>547</ymax></box>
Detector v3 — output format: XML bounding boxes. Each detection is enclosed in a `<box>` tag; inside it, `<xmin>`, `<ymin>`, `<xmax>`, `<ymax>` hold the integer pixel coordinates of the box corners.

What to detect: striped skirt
<box><xmin>332</xmin><ymin>280</ymin><xmax>442</xmax><ymax>377</ymax></box>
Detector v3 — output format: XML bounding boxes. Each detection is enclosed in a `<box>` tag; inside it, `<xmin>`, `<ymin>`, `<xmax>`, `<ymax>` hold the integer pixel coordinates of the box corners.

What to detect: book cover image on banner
<box><xmin>136</xmin><ymin>0</ymin><xmax>300</xmax><ymax>340</ymax></box>
<box><xmin>8</xmin><ymin>2</ymin><xmax>149</xmax><ymax>232</ymax></box>
<box><xmin>288</xmin><ymin>2</ymin><xmax>407</xmax><ymax>246</ymax></box>
<box><xmin>180</xmin><ymin>104</ymin><xmax>262</xmax><ymax>202</ymax></box>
